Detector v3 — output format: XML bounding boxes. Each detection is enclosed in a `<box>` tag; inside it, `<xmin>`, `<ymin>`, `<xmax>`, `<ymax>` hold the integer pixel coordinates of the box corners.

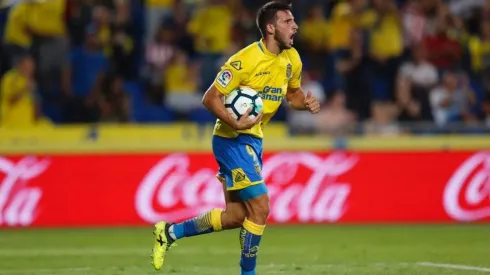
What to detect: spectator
<box><xmin>62</xmin><ymin>28</ymin><xmax>108</xmax><ymax>123</ymax></box>
<box><xmin>232</xmin><ymin>5</ymin><xmax>259</xmax><ymax>49</ymax></box>
<box><xmin>300</xmin><ymin>5</ymin><xmax>330</xmax><ymax>73</ymax></box>
<box><xmin>0</xmin><ymin>55</ymin><xmax>50</xmax><ymax>128</ymax></box>
<box><xmin>316</xmin><ymin>91</ymin><xmax>356</xmax><ymax>136</ymax></box>
<box><xmin>161</xmin><ymin>0</ymin><xmax>195</xmax><ymax>58</ymax></box>
<box><xmin>338</xmin><ymin>29</ymin><xmax>373</xmax><ymax>120</ymax></box>
<box><xmin>364</xmin><ymin>101</ymin><xmax>402</xmax><ymax>136</ymax></box>
<box><xmin>99</xmin><ymin>74</ymin><xmax>131</xmax><ymax>123</ymax></box>
<box><xmin>163</xmin><ymin>50</ymin><xmax>201</xmax><ymax>117</ymax></box>
<box><xmin>484</xmin><ymin>0</ymin><xmax>490</xmax><ymax>19</ymax></box>
<box><xmin>328</xmin><ymin>1</ymin><xmax>352</xmax><ymax>53</ymax></box>
<box><xmin>448</xmin><ymin>0</ymin><xmax>486</xmax><ymax>19</ymax></box>
<box><xmin>369</xmin><ymin>0</ymin><xmax>404</xmax><ymax>62</ymax></box>
<box><xmin>430</xmin><ymin>71</ymin><xmax>476</xmax><ymax>126</ymax></box>
<box><xmin>422</xmin><ymin>10</ymin><xmax>462</xmax><ymax>71</ymax></box>
<box><xmin>144</xmin><ymin>26</ymin><xmax>176</xmax><ymax>104</ymax></box>
<box><xmin>402</xmin><ymin>0</ymin><xmax>429</xmax><ymax>52</ymax></box>
<box><xmin>287</xmin><ymin>71</ymin><xmax>326</xmax><ymax>134</ymax></box>
<box><xmin>88</xmin><ymin>6</ymin><xmax>112</xmax><ymax>57</ymax></box>
<box><xmin>145</xmin><ymin>0</ymin><xmax>174</xmax><ymax>44</ymax></box>
<box><xmin>468</xmin><ymin>19</ymin><xmax>490</xmax><ymax>119</ymax></box>
<box><xmin>109</xmin><ymin>23</ymin><xmax>134</xmax><ymax>78</ymax></box>
<box><xmin>396</xmin><ymin>44</ymin><xmax>438</xmax><ymax>122</ymax></box>
<box><xmin>83</xmin><ymin>4</ymin><xmax>134</xmax><ymax>77</ymax></box>
<box><xmin>0</xmin><ymin>0</ymin><xmax>488</xmax><ymax>130</ymax></box>
<box><xmin>2</xmin><ymin>3</ymin><xmax>31</xmax><ymax>74</ymax></box>
<box><xmin>27</xmin><ymin>0</ymin><xmax>68</xmax><ymax>82</ymax></box>
<box><xmin>113</xmin><ymin>0</ymin><xmax>130</xmax><ymax>25</ymax></box>
<box><xmin>65</xmin><ymin>0</ymin><xmax>94</xmax><ymax>47</ymax></box>
<box><xmin>187</xmin><ymin>0</ymin><xmax>232</xmax><ymax>91</ymax></box>
<box><xmin>368</xmin><ymin>0</ymin><xmax>404</xmax><ymax>100</ymax></box>
<box><xmin>329</xmin><ymin>0</ymin><xmax>375</xmax><ymax>53</ymax></box>
<box><xmin>145</xmin><ymin>26</ymin><xmax>175</xmax><ymax>74</ymax></box>
<box><xmin>327</xmin><ymin>0</ymin><xmax>375</xmax><ymax>92</ymax></box>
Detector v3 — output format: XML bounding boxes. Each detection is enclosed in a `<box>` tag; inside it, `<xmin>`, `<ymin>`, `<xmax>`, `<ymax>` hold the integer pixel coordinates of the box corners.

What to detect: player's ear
<box><xmin>266</xmin><ymin>23</ymin><xmax>275</xmax><ymax>35</ymax></box>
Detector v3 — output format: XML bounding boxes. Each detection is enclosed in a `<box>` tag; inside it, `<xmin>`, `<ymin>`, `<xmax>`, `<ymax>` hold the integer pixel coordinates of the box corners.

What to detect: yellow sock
<box><xmin>210</xmin><ymin>208</ymin><xmax>223</xmax><ymax>231</ymax></box>
<box><xmin>242</xmin><ymin>217</ymin><xmax>265</xmax><ymax>235</ymax></box>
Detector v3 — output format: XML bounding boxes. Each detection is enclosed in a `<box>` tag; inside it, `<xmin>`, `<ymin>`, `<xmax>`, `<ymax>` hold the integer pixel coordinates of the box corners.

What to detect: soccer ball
<box><xmin>224</xmin><ymin>87</ymin><xmax>263</xmax><ymax>120</ymax></box>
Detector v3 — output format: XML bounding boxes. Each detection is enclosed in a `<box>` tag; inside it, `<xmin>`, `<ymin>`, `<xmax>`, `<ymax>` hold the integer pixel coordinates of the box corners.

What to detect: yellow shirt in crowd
<box><xmin>164</xmin><ymin>64</ymin><xmax>197</xmax><ymax>93</ymax></box>
<box><xmin>187</xmin><ymin>4</ymin><xmax>232</xmax><ymax>54</ymax></box>
<box><xmin>26</xmin><ymin>0</ymin><xmax>66</xmax><ymax>36</ymax></box>
<box><xmin>4</xmin><ymin>0</ymin><xmax>65</xmax><ymax>47</ymax></box>
<box><xmin>146</xmin><ymin>0</ymin><xmax>174</xmax><ymax>7</ymax></box>
<box><xmin>300</xmin><ymin>19</ymin><xmax>330</xmax><ymax>51</ymax></box>
<box><xmin>0</xmin><ymin>70</ymin><xmax>35</xmax><ymax>128</ymax></box>
<box><xmin>369</xmin><ymin>12</ymin><xmax>403</xmax><ymax>59</ymax></box>
<box><xmin>468</xmin><ymin>36</ymin><xmax>490</xmax><ymax>71</ymax></box>
<box><xmin>328</xmin><ymin>3</ymin><xmax>376</xmax><ymax>50</ymax></box>
<box><xmin>4</xmin><ymin>4</ymin><xmax>32</xmax><ymax>47</ymax></box>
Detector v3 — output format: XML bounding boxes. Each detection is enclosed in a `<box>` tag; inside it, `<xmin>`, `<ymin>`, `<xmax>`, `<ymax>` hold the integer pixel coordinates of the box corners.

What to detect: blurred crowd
<box><xmin>0</xmin><ymin>0</ymin><xmax>489</xmax><ymax>136</ymax></box>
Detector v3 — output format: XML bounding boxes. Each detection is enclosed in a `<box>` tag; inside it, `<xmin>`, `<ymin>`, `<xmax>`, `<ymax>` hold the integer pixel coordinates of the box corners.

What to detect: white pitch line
<box><xmin>0</xmin><ymin>263</ymin><xmax>384</xmax><ymax>274</ymax></box>
<box><xmin>0</xmin><ymin>267</ymin><xmax>93</xmax><ymax>274</ymax></box>
<box><xmin>417</xmin><ymin>262</ymin><xmax>490</xmax><ymax>273</ymax></box>
<box><xmin>0</xmin><ymin>247</ymin><xmax>313</xmax><ymax>257</ymax></box>
<box><xmin>3</xmin><ymin>262</ymin><xmax>490</xmax><ymax>274</ymax></box>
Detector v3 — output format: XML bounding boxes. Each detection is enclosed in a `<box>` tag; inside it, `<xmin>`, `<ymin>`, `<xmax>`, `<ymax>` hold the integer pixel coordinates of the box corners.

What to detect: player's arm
<box><xmin>202</xmin><ymin>67</ymin><xmax>262</xmax><ymax>130</ymax></box>
<box><xmin>286</xmin><ymin>87</ymin><xmax>320</xmax><ymax>113</ymax></box>
<box><xmin>286</xmin><ymin>87</ymin><xmax>307</xmax><ymax>110</ymax></box>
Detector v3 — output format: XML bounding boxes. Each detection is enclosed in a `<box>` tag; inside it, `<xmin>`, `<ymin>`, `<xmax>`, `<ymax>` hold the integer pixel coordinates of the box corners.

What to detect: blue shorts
<box><xmin>212</xmin><ymin>134</ymin><xmax>268</xmax><ymax>201</ymax></box>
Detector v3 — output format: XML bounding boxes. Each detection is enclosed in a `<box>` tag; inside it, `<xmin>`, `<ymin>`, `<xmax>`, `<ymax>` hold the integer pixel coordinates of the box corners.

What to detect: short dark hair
<box><xmin>256</xmin><ymin>1</ymin><xmax>292</xmax><ymax>37</ymax></box>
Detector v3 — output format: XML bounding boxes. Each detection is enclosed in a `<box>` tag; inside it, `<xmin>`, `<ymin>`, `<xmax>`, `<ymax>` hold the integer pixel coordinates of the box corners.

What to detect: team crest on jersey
<box><xmin>217</xmin><ymin>70</ymin><xmax>233</xmax><ymax>87</ymax></box>
<box><xmin>286</xmin><ymin>64</ymin><xmax>292</xmax><ymax>79</ymax></box>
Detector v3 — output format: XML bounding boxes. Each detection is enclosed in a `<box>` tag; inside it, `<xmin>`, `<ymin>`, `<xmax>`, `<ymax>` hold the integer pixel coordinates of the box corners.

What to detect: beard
<box><xmin>274</xmin><ymin>31</ymin><xmax>291</xmax><ymax>50</ymax></box>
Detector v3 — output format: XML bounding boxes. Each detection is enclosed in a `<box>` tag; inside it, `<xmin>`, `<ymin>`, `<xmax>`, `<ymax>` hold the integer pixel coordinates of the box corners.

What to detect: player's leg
<box><xmin>233</xmin><ymin>136</ymin><xmax>268</xmax><ymax>275</ymax></box>
<box><xmin>237</xmin><ymin>185</ymin><xmax>269</xmax><ymax>275</ymax></box>
<box><xmin>167</xmin><ymin>177</ymin><xmax>247</xmax><ymax>240</ymax></box>
<box><xmin>151</xmin><ymin>136</ymin><xmax>249</xmax><ymax>270</ymax></box>
<box><xmin>151</xmin><ymin>180</ymin><xmax>248</xmax><ymax>270</ymax></box>
<box><xmin>221</xmin><ymin>179</ymin><xmax>249</xmax><ymax>229</ymax></box>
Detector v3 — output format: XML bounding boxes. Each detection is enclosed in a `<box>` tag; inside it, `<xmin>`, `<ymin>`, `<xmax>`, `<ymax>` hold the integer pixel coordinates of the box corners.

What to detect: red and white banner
<box><xmin>0</xmin><ymin>151</ymin><xmax>489</xmax><ymax>227</ymax></box>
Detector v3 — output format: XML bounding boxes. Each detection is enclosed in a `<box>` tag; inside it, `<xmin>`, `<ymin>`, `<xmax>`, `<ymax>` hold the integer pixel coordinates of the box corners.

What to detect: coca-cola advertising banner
<box><xmin>1</xmin><ymin>151</ymin><xmax>489</xmax><ymax>227</ymax></box>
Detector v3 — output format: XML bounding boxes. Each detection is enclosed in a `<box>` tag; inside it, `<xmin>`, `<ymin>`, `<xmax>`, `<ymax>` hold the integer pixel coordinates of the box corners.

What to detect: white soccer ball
<box><xmin>224</xmin><ymin>87</ymin><xmax>263</xmax><ymax>120</ymax></box>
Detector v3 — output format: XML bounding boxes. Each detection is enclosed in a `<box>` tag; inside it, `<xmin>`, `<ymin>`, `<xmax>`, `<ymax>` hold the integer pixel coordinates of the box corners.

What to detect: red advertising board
<box><xmin>0</xmin><ymin>151</ymin><xmax>489</xmax><ymax>227</ymax></box>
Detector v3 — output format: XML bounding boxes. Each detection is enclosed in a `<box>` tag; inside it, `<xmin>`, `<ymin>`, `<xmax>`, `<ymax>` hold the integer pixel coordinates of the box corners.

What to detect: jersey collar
<box><xmin>258</xmin><ymin>39</ymin><xmax>278</xmax><ymax>57</ymax></box>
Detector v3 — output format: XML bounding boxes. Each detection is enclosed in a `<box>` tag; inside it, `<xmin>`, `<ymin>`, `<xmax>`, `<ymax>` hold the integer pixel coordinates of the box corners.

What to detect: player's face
<box><xmin>273</xmin><ymin>10</ymin><xmax>298</xmax><ymax>50</ymax></box>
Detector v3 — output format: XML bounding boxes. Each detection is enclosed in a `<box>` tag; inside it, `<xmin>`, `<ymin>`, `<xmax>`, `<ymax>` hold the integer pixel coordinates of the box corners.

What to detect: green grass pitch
<box><xmin>0</xmin><ymin>224</ymin><xmax>489</xmax><ymax>275</ymax></box>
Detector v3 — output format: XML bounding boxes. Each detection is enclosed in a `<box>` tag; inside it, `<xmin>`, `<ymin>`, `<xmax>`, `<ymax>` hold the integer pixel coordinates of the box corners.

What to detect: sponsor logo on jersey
<box><xmin>260</xmin><ymin>86</ymin><xmax>284</xmax><ymax>102</ymax></box>
<box><xmin>217</xmin><ymin>70</ymin><xmax>233</xmax><ymax>87</ymax></box>
<box><xmin>255</xmin><ymin>71</ymin><xmax>270</xmax><ymax>77</ymax></box>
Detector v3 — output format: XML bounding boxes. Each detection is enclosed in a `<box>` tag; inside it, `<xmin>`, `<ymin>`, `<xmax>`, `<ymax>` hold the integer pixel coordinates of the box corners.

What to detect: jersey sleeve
<box><xmin>213</xmin><ymin>53</ymin><xmax>248</xmax><ymax>96</ymax></box>
<box><xmin>287</xmin><ymin>48</ymin><xmax>303</xmax><ymax>89</ymax></box>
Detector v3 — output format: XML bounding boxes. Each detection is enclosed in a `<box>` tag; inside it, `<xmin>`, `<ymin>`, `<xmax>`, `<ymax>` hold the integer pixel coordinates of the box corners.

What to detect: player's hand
<box><xmin>233</xmin><ymin>108</ymin><xmax>263</xmax><ymax>130</ymax></box>
<box><xmin>304</xmin><ymin>91</ymin><xmax>321</xmax><ymax>114</ymax></box>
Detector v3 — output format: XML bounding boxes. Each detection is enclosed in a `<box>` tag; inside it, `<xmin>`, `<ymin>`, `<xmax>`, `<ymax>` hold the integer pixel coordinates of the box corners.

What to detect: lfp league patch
<box><xmin>217</xmin><ymin>70</ymin><xmax>233</xmax><ymax>87</ymax></box>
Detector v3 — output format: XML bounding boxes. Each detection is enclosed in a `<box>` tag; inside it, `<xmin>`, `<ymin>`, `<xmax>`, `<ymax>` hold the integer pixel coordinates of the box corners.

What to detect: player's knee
<box><xmin>221</xmin><ymin>207</ymin><xmax>247</xmax><ymax>229</ymax></box>
<box><xmin>228</xmin><ymin>214</ymin><xmax>246</xmax><ymax>229</ymax></box>
<box><xmin>246</xmin><ymin>195</ymin><xmax>270</xmax><ymax>225</ymax></box>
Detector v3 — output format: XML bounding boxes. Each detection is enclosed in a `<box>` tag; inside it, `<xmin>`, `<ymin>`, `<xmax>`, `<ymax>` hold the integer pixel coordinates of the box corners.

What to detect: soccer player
<box><xmin>151</xmin><ymin>1</ymin><xmax>321</xmax><ymax>274</ymax></box>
